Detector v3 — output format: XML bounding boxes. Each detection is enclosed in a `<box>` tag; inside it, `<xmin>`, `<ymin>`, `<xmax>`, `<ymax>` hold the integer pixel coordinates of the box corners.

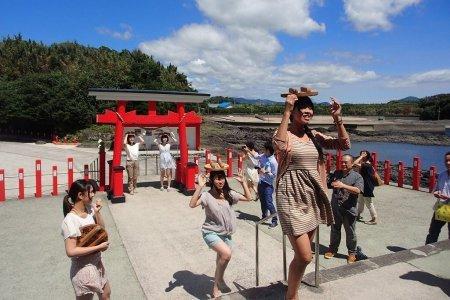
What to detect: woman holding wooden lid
<box><xmin>61</xmin><ymin>179</ymin><xmax>111</xmax><ymax>299</ymax></box>
<box><xmin>273</xmin><ymin>87</ymin><xmax>350</xmax><ymax>300</ymax></box>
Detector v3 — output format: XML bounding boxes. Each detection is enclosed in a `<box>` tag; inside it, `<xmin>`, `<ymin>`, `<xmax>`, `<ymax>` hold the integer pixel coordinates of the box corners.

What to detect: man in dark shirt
<box><xmin>325</xmin><ymin>154</ymin><xmax>364</xmax><ymax>264</ymax></box>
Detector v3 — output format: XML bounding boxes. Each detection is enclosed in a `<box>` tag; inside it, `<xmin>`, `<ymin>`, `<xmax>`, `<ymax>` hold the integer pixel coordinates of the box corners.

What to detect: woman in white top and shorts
<box><xmin>61</xmin><ymin>179</ymin><xmax>110</xmax><ymax>299</ymax></box>
<box><xmin>124</xmin><ymin>132</ymin><xmax>145</xmax><ymax>195</ymax></box>
<box><xmin>154</xmin><ymin>132</ymin><xmax>177</xmax><ymax>191</ymax></box>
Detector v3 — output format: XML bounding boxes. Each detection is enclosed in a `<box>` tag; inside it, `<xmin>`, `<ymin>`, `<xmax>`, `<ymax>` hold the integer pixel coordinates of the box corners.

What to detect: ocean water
<box><xmin>342</xmin><ymin>142</ymin><xmax>449</xmax><ymax>170</ymax></box>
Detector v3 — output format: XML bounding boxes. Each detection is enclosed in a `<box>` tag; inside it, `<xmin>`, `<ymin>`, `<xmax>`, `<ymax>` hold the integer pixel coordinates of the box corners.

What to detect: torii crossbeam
<box><xmin>89</xmin><ymin>88</ymin><xmax>210</xmax><ymax>203</ymax></box>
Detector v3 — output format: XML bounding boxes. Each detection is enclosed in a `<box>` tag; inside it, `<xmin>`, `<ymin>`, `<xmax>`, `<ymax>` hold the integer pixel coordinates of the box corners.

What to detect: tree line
<box><xmin>0</xmin><ymin>35</ymin><xmax>194</xmax><ymax>135</ymax></box>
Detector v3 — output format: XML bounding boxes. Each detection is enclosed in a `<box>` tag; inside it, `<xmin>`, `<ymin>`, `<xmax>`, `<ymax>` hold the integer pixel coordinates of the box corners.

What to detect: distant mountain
<box><xmin>233</xmin><ymin>97</ymin><xmax>282</xmax><ymax>106</ymax></box>
<box><xmin>388</xmin><ymin>96</ymin><xmax>420</xmax><ymax>104</ymax></box>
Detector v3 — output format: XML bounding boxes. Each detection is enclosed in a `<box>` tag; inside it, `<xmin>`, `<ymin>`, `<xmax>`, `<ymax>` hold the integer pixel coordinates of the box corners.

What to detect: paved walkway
<box><xmin>0</xmin><ymin>194</ymin><xmax>145</xmax><ymax>299</ymax></box>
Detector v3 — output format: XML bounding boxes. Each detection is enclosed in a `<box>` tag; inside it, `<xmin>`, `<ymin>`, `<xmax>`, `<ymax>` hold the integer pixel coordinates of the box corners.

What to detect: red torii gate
<box><xmin>89</xmin><ymin>88</ymin><xmax>210</xmax><ymax>203</ymax></box>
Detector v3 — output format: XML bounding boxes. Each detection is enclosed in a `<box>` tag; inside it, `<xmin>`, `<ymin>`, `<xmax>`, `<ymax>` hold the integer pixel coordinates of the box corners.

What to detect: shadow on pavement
<box><xmin>165</xmin><ymin>270</ymin><xmax>214</xmax><ymax>299</ymax></box>
<box><xmin>221</xmin><ymin>281</ymin><xmax>286</xmax><ymax>299</ymax></box>
<box><xmin>400</xmin><ymin>271</ymin><xmax>450</xmax><ymax>296</ymax></box>
<box><xmin>387</xmin><ymin>245</ymin><xmax>408</xmax><ymax>253</ymax></box>
<box><xmin>236</xmin><ymin>210</ymin><xmax>260</xmax><ymax>222</ymax></box>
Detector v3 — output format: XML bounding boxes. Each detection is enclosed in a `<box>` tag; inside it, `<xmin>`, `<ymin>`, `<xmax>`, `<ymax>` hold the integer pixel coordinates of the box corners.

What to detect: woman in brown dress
<box><xmin>273</xmin><ymin>88</ymin><xmax>350</xmax><ymax>300</ymax></box>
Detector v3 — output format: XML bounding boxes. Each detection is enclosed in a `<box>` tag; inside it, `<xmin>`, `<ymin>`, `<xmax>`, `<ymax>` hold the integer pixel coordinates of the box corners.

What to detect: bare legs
<box><xmin>211</xmin><ymin>241</ymin><xmax>232</xmax><ymax>298</ymax></box>
<box><xmin>96</xmin><ymin>282</ymin><xmax>111</xmax><ymax>300</ymax></box>
<box><xmin>160</xmin><ymin>169</ymin><xmax>173</xmax><ymax>190</ymax></box>
<box><xmin>286</xmin><ymin>229</ymin><xmax>316</xmax><ymax>300</ymax></box>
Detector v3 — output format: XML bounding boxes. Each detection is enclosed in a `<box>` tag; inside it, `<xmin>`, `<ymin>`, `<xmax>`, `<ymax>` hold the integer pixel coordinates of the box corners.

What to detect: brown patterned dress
<box><xmin>273</xmin><ymin>129</ymin><xmax>351</xmax><ymax>236</ymax></box>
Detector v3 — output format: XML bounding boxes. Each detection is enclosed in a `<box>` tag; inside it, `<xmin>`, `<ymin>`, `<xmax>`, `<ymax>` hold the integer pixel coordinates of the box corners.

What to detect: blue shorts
<box><xmin>202</xmin><ymin>231</ymin><xmax>233</xmax><ymax>248</ymax></box>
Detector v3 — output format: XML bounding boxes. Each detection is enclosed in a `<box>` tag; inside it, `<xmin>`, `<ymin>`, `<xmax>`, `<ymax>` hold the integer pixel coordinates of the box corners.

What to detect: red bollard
<box><xmin>84</xmin><ymin>164</ymin><xmax>89</xmax><ymax>180</ymax></box>
<box><xmin>18</xmin><ymin>168</ymin><xmax>24</xmax><ymax>200</ymax></box>
<box><xmin>237</xmin><ymin>154</ymin><xmax>243</xmax><ymax>173</ymax></box>
<box><xmin>51</xmin><ymin>166</ymin><xmax>58</xmax><ymax>196</ymax></box>
<box><xmin>336</xmin><ymin>150</ymin><xmax>342</xmax><ymax>171</ymax></box>
<box><xmin>205</xmin><ymin>149</ymin><xmax>211</xmax><ymax>164</ymax></box>
<box><xmin>226</xmin><ymin>149</ymin><xmax>233</xmax><ymax>177</ymax></box>
<box><xmin>383</xmin><ymin>160</ymin><xmax>391</xmax><ymax>185</ymax></box>
<box><xmin>326</xmin><ymin>153</ymin><xmax>332</xmax><ymax>174</ymax></box>
<box><xmin>372</xmin><ymin>152</ymin><xmax>378</xmax><ymax>173</ymax></box>
<box><xmin>398</xmin><ymin>161</ymin><xmax>404</xmax><ymax>188</ymax></box>
<box><xmin>185</xmin><ymin>162</ymin><xmax>197</xmax><ymax>192</ymax></box>
<box><xmin>412</xmin><ymin>157</ymin><xmax>421</xmax><ymax>190</ymax></box>
<box><xmin>35</xmin><ymin>160</ymin><xmax>42</xmax><ymax>198</ymax></box>
<box><xmin>68</xmin><ymin>157</ymin><xmax>74</xmax><ymax>189</ymax></box>
<box><xmin>0</xmin><ymin>169</ymin><xmax>5</xmax><ymax>201</ymax></box>
<box><xmin>429</xmin><ymin>166</ymin><xmax>437</xmax><ymax>193</ymax></box>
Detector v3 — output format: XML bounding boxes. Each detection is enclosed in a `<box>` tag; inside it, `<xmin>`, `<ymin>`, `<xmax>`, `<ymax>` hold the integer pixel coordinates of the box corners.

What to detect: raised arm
<box><xmin>274</xmin><ymin>93</ymin><xmax>297</xmax><ymax>148</ymax></box>
<box><xmin>92</xmin><ymin>199</ymin><xmax>105</xmax><ymax>228</ymax></box>
<box><xmin>123</xmin><ymin>133</ymin><xmax>128</xmax><ymax>146</ymax></box>
<box><xmin>233</xmin><ymin>170</ymin><xmax>252</xmax><ymax>201</ymax></box>
<box><xmin>189</xmin><ymin>174</ymin><xmax>207</xmax><ymax>208</ymax></box>
<box><xmin>170</xmin><ymin>132</ymin><xmax>177</xmax><ymax>143</ymax></box>
<box><xmin>330</xmin><ymin>97</ymin><xmax>350</xmax><ymax>148</ymax></box>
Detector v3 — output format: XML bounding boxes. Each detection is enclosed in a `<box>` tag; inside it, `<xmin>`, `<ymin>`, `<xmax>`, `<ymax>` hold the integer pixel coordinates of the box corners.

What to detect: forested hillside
<box><xmin>0</xmin><ymin>35</ymin><xmax>193</xmax><ymax>135</ymax></box>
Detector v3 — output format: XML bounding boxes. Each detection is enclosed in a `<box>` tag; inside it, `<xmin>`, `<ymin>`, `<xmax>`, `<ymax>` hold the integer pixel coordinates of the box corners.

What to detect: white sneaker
<box><xmin>160</xmin><ymin>187</ymin><xmax>164</xmax><ymax>191</ymax></box>
<box><xmin>167</xmin><ymin>187</ymin><xmax>171</xmax><ymax>192</ymax></box>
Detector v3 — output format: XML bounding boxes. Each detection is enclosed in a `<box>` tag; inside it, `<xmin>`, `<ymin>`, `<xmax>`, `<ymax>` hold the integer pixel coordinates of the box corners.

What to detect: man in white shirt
<box><xmin>425</xmin><ymin>151</ymin><xmax>450</xmax><ymax>244</ymax></box>
<box><xmin>124</xmin><ymin>132</ymin><xmax>145</xmax><ymax>195</ymax></box>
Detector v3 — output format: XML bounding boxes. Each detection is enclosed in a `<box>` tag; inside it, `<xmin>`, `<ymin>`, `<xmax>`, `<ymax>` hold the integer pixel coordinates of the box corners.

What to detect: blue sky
<box><xmin>1</xmin><ymin>0</ymin><xmax>450</xmax><ymax>103</ymax></box>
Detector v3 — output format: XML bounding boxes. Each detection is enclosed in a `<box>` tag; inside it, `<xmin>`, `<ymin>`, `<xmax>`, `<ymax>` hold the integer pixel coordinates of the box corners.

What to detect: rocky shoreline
<box><xmin>201</xmin><ymin>120</ymin><xmax>450</xmax><ymax>152</ymax></box>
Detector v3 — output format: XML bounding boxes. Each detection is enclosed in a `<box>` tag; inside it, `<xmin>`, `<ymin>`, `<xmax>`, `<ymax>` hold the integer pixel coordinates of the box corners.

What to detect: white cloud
<box><xmin>343</xmin><ymin>0</ymin><xmax>421</xmax><ymax>31</ymax></box>
<box><xmin>139</xmin><ymin>1</ymin><xmax>379</xmax><ymax>99</ymax></box>
<box><xmin>196</xmin><ymin>0</ymin><xmax>325</xmax><ymax>37</ymax></box>
<box><xmin>96</xmin><ymin>23</ymin><xmax>133</xmax><ymax>40</ymax></box>
<box><xmin>387</xmin><ymin>69</ymin><xmax>450</xmax><ymax>87</ymax></box>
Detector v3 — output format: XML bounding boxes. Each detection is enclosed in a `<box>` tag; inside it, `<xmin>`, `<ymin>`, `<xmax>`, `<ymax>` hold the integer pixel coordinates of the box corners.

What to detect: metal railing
<box><xmin>255</xmin><ymin>212</ymin><xmax>320</xmax><ymax>287</ymax></box>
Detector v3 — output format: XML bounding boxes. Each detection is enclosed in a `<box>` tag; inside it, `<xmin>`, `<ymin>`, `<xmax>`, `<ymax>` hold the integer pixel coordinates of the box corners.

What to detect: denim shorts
<box><xmin>202</xmin><ymin>231</ymin><xmax>233</xmax><ymax>248</ymax></box>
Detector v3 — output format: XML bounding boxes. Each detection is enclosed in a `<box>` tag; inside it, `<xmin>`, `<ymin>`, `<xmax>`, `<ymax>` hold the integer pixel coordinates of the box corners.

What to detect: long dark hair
<box><xmin>291</xmin><ymin>96</ymin><xmax>325</xmax><ymax>162</ymax></box>
<box><xmin>360</xmin><ymin>150</ymin><xmax>373</xmax><ymax>163</ymax></box>
<box><xmin>63</xmin><ymin>179</ymin><xmax>89</xmax><ymax>217</ymax></box>
<box><xmin>209</xmin><ymin>171</ymin><xmax>234</xmax><ymax>206</ymax></box>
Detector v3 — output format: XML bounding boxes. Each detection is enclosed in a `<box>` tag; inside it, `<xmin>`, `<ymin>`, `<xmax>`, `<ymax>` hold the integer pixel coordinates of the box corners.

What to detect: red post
<box><xmin>226</xmin><ymin>148</ymin><xmax>233</xmax><ymax>177</ymax></box>
<box><xmin>51</xmin><ymin>166</ymin><xmax>58</xmax><ymax>196</ymax></box>
<box><xmin>398</xmin><ymin>161</ymin><xmax>404</xmax><ymax>188</ymax></box>
<box><xmin>0</xmin><ymin>169</ymin><xmax>5</xmax><ymax>201</ymax></box>
<box><xmin>412</xmin><ymin>157</ymin><xmax>420</xmax><ymax>190</ymax></box>
<box><xmin>99</xmin><ymin>145</ymin><xmax>106</xmax><ymax>191</ymax></box>
<box><xmin>336</xmin><ymin>150</ymin><xmax>342</xmax><ymax>171</ymax></box>
<box><xmin>18</xmin><ymin>168</ymin><xmax>24</xmax><ymax>200</ymax></box>
<box><xmin>84</xmin><ymin>164</ymin><xmax>89</xmax><ymax>180</ymax></box>
<box><xmin>68</xmin><ymin>157</ymin><xmax>74</xmax><ymax>189</ymax></box>
<box><xmin>383</xmin><ymin>160</ymin><xmax>391</xmax><ymax>185</ymax></box>
<box><xmin>205</xmin><ymin>149</ymin><xmax>211</xmax><ymax>164</ymax></box>
<box><xmin>429</xmin><ymin>166</ymin><xmax>437</xmax><ymax>193</ymax></box>
<box><xmin>35</xmin><ymin>160</ymin><xmax>42</xmax><ymax>198</ymax></box>
<box><xmin>237</xmin><ymin>154</ymin><xmax>243</xmax><ymax>173</ymax></box>
<box><xmin>177</xmin><ymin>103</ymin><xmax>188</xmax><ymax>187</ymax></box>
<box><xmin>111</xmin><ymin>100</ymin><xmax>126</xmax><ymax>203</ymax></box>
<box><xmin>326</xmin><ymin>153</ymin><xmax>332</xmax><ymax>174</ymax></box>
<box><xmin>372</xmin><ymin>152</ymin><xmax>378</xmax><ymax>173</ymax></box>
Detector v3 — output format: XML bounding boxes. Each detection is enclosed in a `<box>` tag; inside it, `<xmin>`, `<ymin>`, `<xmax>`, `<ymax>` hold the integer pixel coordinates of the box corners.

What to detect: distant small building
<box><xmin>208</xmin><ymin>102</ymin><xmax>233</xmax><ymax>109</ymax></box>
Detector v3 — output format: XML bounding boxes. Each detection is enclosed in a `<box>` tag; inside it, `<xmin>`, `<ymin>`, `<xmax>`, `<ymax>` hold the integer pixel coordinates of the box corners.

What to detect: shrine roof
<box><xmin>88</xmin><ymin>88</ymin><xmax>210</xmax><ymax>103</ymax></box>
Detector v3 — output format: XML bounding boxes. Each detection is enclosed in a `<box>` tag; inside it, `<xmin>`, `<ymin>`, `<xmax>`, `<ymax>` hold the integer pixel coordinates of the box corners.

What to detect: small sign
<box><xmin>36</xmin><ymin>164</ymin><xmax>41</xmax><ymax>171</ymax></box>
<box><xmin>68</xmin><ymin>162</ymin><xmax>73</xmax><ymax>169</ymax></box>
<box><xmin>19</xmin><ymin>173</ymin><xmax>23</xmax><ymax>180</ymax></box>
<box><xmin>53</xmin><ymin>170</ymin><xmax>57</xmax><ymax>176</ymax></box>
<box><xmin>0</xmin><ymin>174</ymin><xmax>3</xmax><ymax>181</ymax></box>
